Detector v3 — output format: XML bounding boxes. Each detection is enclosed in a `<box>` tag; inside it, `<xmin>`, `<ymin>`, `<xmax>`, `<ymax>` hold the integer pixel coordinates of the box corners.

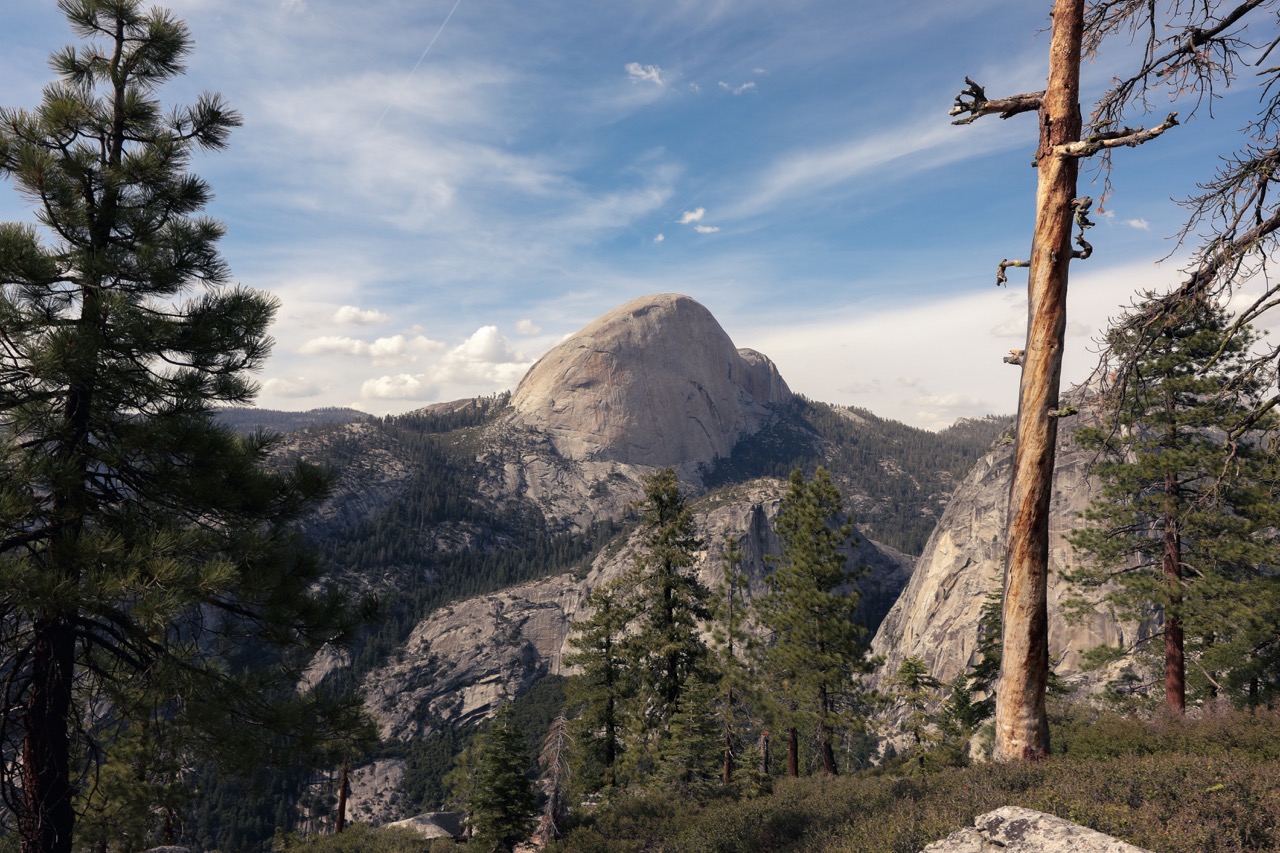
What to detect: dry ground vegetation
<box><xmin>275</xmin><ymin>703</ymin><xmax>1280</xmax><ymax>853</ymax></box>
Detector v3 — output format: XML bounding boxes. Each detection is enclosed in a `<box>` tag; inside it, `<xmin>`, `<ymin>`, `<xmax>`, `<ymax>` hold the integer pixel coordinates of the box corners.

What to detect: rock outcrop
<box><xmin>507</xmin><ymin>293</ymin><xmax>790</xmax><ymax>469</ymax></box>
<box><xmin>383</xmin><ymin>812</ymin><xmax>465</xmax><ymax>840</ymax></box>
<box><xmin>344</xmin><ymin>759</ymin><xmax>408</xmax><ymax>826</ymax></box>
<box><xmin>870</xmin><ymin>400</ymin><xmax>1147</xmax><ymax>697</ymax></box>
<box><xmin>363</xmin><ymin>479</ymin><xmax>912</xmax><ymax>741</ymax></box>
<box><xmin>921</xmin><ymin>806</ymin><xmax>1153</xmax><ymax>853</ymax></box>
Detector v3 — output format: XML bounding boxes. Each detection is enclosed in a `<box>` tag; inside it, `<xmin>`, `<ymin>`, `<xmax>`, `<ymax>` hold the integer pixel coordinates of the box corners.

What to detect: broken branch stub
<box><xmin>951</xmin><ymin>76</ymin><xmax>1045</xmax><ymax>125</ymax></box>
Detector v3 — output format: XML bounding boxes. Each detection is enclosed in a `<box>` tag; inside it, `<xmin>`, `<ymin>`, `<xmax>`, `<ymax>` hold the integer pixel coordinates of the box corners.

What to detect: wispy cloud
<box><xmin>718</xmin><ymin>80</ymin><xmax>756</xmax><ymax>95</ymax></box>
<box><xmin>1124</xmin><ymin>218</ymin><xmax>1150</xmax><ymax>231</ymax></box>
<box><xmin>626</xmin><ymin>62</ymin><xmax>665</xmax><ymax>86</ymax></box>
<box><xmin>516</xmin><ymin>319</ymin><xmax>541</xmax><ymax>335</ymax></box>
<box><xmin>728</xmin><ymin>114</ymin><xmax>1019</xmax><ymax>219</ymax></box>
<box><xmin>693</xmin><ymin>224</ymin><xmax>720</xmax><ymax>234</ymax></box>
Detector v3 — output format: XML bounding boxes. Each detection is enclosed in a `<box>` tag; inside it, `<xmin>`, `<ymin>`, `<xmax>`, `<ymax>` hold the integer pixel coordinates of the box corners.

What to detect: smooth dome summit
<box><xmin>509</xmin><ymin>294</ymin><xmax>791</xmax><ymax>468</ymax></box>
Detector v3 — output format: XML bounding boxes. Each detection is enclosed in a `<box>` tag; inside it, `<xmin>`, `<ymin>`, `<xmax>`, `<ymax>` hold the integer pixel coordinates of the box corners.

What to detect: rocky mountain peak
<box><xmin>507</xmin><ymin>293</ymin><xmax>790</xmax><ymax>469</ymax></box>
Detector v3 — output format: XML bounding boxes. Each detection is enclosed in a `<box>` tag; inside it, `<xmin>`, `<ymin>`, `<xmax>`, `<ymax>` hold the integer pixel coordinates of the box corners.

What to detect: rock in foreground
<box><xmin>921</xmin><ymin>807</ymin><xmax>1152</xmax><ymax>853</ymax></box>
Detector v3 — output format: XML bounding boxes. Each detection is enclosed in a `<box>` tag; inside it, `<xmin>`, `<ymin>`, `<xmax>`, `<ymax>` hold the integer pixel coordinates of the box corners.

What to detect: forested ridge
<box><xmin>704</xmin><ymin>397</ymin><xmax>1009</xmax><ymax>554</ymax></box>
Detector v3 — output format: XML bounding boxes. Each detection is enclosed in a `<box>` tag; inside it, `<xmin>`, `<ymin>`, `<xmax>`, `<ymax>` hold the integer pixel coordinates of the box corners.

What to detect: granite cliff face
<box><xmin>508</xmin><ymin>293</ymin><xmax>790</xmax><ymax>468</ymax></box>
<box><xmin>869</xmin><ymin>400</ymin><xmax>1147</xmax><ymax>696</ymax></box>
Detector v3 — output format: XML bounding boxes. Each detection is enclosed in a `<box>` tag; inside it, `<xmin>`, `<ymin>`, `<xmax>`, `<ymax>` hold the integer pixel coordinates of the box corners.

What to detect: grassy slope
<box><xmin>549</xmin><ymin>704</ymin><xmax>1280</xmax><ymax>853</ymax></box>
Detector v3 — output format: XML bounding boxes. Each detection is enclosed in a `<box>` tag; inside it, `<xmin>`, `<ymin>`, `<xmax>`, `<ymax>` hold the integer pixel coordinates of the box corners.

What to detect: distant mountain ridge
<box><xmin>215</xmin><ymin>405</ymin><xmax>370</xmax><ymax>434</ymax></box>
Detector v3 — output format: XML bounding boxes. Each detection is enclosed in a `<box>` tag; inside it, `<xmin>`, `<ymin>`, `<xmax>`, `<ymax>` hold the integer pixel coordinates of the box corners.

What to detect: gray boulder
<box><xmin>921</xmin><ymin>806</ymin><xmax>1152</xmax><ymax>852</ymax></box>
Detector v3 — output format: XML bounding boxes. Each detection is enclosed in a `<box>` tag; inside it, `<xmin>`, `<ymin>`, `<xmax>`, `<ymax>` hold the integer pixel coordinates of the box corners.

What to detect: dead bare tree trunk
<box><xmin>991</xmin><ymin>0</ymin><xmax>1084</xmax><ymax>763</ymax></box>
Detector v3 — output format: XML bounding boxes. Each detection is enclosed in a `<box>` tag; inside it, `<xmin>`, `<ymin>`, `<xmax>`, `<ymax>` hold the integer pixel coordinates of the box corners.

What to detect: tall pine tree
<box><xmin>0</xmin><ymin>4</ymin><xmax>353</xmax><ymax>851</ymax></box>
<box><xmin>615</xmin><ymin>468</ymin><xmax>710</xmax><ymax>782</ymax></box>
<box><xmin>1069</xmin><ymin>298</ymin><xmax>1280</xmax><ymax>712</ymax></box>
<box><xmin>755</xmin><ymin>468</ymin><xmax>870</xmax><ymax>776</ymax></box>
<box><xmin>564</xmin><ymin>581</ymin><xmax>631</xmax><ymax>790</ymax></box>
<box><xmin>450</xmin><ymin>706</ymin><xmax>536</xmax><ymax>853</ymax></box>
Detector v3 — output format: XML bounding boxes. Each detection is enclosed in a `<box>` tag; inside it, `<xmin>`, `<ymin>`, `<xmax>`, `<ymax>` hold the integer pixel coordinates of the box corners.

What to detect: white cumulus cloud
<box><xmin>679</xmin><ymin>207</ymin><xmax>705</xmax><ymax>224</ymax></box>
<box><xmin>1124</xmin><ymin>218</ymin><xmax>1150</xmax><ymax>231</ymax></box>
<box><xmin>299</xmin><ymin>333</ymin><xmax>443</xmax><ymax>364</ymax></box>
<box><xmin>368</xmin><ymin>334</ymin><xmax>446</xmax><ymax>363</ymax></box>
<box><xmin>626</xmin><ymin>62</ymin><xmax>664</xmax><ymax>86</ymax></box>
<box><xmin>654</xmin><ymin>232</ymin><xmax>665</xmax><ymax>243</ymax></box>
<box><xmin>361</xmin><ymin>374</ymin><xmax>434</xmax><ymax>400</ymax></box>
<box><xmin>516</xmin><ymin>319</ymin><xmax>541</xmax><ymax>335</ymax></box>
<box><xmin>261</xmin><ymin>377</ymin><xmax>322</xmax><ymax>397</ymax></box>
<box><xmin>428</xmin><ymin>326</ymin><xmax>532</xmax><ymax>386</ymax></box>
<box><xmin>299</xmin><ymin>336</ymin><xmax>369</xmax><ymax>356</ymax></box>
<box><xmin>332</xmin><ymin>305</ymin><xmax>389</xmax><ymax>325</ymax></box>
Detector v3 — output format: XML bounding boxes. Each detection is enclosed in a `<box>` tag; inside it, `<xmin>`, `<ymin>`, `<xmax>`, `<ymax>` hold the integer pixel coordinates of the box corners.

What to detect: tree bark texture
<box><xmin>20</xmin><ymin>617</ymin><xmax>76</xmax><ymax>853</ymax></box>
<box><xmin>993</xmin><ymin>0</ymin><xmax>1084</xmax><ymax>763</ymax></box>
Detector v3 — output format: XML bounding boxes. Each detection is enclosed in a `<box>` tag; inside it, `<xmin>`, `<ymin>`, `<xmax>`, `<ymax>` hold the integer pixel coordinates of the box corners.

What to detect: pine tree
<box><xmin>458</xmin><ymin>707</ymin><xmax>536</xmax><ymax>853</ymax></box>
<box><xmin>1068</xmin><ymin>298</ymin><xmax>1280</xmax><ymax>712</ymax></box>
<box><xmin>617</xmin><ymin>467</ymin><xmax>709</xmax><ymax>781</ymax></box>
<box><xmin>754</xmin><ymin>468</ymin><xmax>870</xmax><ymax>777</ymax></box>
<box><xmin>564</xmin><ymin>581</ymin><xmax>631</xmax><ymax>790</ymax></box>
<box><xmin>0</xmin><ymin>5</ymin><xmax>353</xmax><ymax>850</ymax></box>
<box><xmin>890</xmin><ymin>657</ymin><xmax>940</xmax><ymax>750</ymax></box>
<box><xmin>937</xmin><ymin>590</ymin><xmax>1001</xmax><ymax>742</ymax></box>
<box><xmin>710</xmin><ymin>537</ymin><xmax>754</xmax><ymax>786</ymax></box>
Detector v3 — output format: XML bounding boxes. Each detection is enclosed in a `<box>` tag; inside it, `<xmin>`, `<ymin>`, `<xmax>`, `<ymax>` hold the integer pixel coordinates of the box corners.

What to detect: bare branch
<box><xmin>1056</xmin><ymin>113</ymin><xmax>1179</xmax><ymax>156</ymax></box>
<box><xmin>1087</xmin><ymin>0</ymin><xmax>1269</xmax><ymax>130</ymax></box>
<box><xmin>996</xmin><ymin>258</ymin><xmax>1030</xmax><ymax>286</ymax></box>
<box><xmin>950</xmin><ymin>77</ymin><xmax>1045</xmax><ymax>125</ymax></box>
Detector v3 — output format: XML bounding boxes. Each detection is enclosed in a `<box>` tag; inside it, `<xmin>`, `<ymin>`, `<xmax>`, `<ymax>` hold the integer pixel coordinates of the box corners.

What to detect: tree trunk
<box><xmin>1162</xmin><ymin>483</ymin><xmax>1186</xmax><ymax>714</ymax></box>
<box><xmin>786</xmin><ymin>727</ymin><xmax>798</xmax><ymax>778</ymax></box>
<box><xmin>20</xmin><ymin>616</ymin><xmax>76</xmax><ymax>853</ymax></box>
<box><xmin>722</xmin><ymin>685</ymin><xmax>734</xmax><ymax>785</ymax></box>
<box><xmin>335</xmin><ymin>759</ymin><xmax>350</xmax><ymax>834</ymax></box>
<box><xmin>603</xmin><ymin>690</ymin><xmax>617</xmax><ymax>788</ymax></box>
<box><xmin>758</xmin><ymin>730</ymin><xmax>770</xmax><ymax>777</ymax></box>
<box><xmin>817</xmin><ymin>684</ymin><xmax>837</xmax><ymax>776</ymax></box>
<box><xmin>993</xmin><ymin>0</ymin><xmax>1084</xmax><ymax>763</ymax></box>
<box><xmin>817</xmin><ymin>723</ymin><xmax>838</xmax><ymax>777</ymax></box>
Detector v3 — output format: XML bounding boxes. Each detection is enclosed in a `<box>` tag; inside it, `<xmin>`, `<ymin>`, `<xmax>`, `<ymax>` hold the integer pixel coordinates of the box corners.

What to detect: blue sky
<box><xmin>1</xmin><ymin>0</ymin><xmax>1265</xmax><ymax>429</ymax></box>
